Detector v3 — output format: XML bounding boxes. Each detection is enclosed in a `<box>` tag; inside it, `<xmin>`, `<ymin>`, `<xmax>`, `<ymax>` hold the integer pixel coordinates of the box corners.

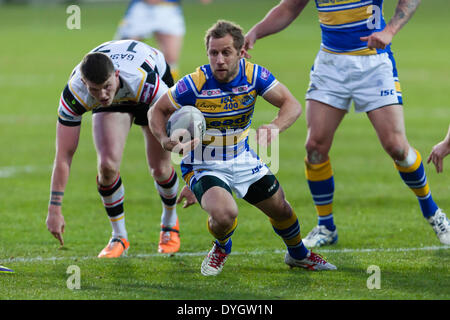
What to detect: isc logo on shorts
<box><xmin>380</xmin><ymin>89</ymin><xmax>395</xmax><ymax>96</ymax></box>
<box><xmin>251</xmin><ymin>163</ymin><xmax>264</xmax><ymax>175</ymax></box>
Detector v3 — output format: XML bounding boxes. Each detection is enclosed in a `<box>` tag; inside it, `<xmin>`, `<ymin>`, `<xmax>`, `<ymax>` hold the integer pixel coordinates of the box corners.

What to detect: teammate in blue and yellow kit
<box><xmin>245</xmin><ymin>0</ymin><xmax>450</xmax><ymax>246</ymax></box>
<box><xmin>149</xmin><ymin>20</ymin><xmax>336</xmax><ymax>276</ymax></box>
<box><xmin>115</xmin><ymin>0</ymin><xmax>213</xmax><ymax>81</ymax></box>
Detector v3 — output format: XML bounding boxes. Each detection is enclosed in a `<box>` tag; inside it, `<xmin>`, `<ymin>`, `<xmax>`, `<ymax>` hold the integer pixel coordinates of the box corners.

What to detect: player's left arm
<box><xmin>257</xmin><ymin>82</ymin><xmax>302</xmax><ymax>146</ymax></box>
<box><xmin>360</xmin><ymin>0</ymin><xmax>421</xmax><ymax>49</ymax></box>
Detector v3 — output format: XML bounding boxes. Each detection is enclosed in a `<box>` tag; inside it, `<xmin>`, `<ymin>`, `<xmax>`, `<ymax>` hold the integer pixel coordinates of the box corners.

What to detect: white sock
<box><xmin>109</xmin><ymin>212</ymin><xmax>127</xmax><ymax>239</ymax></box>
<box><xmin>155</xmin><ymin>169</ymin><xmax>179</xmax><ymax>228</ymax></box>
<box><xmin>161</xmin><ymin>206</ymin><xmax>178</xmax><ymax>227</ymax></box>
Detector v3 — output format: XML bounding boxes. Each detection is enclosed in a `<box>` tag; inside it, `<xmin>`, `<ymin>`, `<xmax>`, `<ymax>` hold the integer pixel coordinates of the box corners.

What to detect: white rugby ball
<box><xmin>166</xmin><ymin>105</ymin><xmax>206</xmax><ymax>141</ymax></box>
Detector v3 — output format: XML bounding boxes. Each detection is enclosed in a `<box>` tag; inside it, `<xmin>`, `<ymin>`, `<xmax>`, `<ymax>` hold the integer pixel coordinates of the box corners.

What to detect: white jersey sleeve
<box><xmin>57</xmin><ymin>40</ymin><xmax>170</xmax><ymax>127</ymax></box>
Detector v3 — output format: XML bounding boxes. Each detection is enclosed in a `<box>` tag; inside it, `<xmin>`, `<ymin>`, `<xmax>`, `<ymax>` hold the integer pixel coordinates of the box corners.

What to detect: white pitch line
<box><xmin>0</xmin><ymin>165</ymin><xmax>52</xmax><ymax>178</ymax></box>
<box><xmin>1</xmin><ymin>245</ymin><xmax>448</xmax><ymax>264</ymax></box>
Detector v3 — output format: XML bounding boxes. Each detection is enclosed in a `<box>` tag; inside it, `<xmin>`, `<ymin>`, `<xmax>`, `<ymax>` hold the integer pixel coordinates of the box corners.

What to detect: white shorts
<box><xmin>181</xmin><ymin>148</ymin><xmax>269</xmax><ymax>199</ymax></box>
<box><xmin>115</xmin><ymin>2</ymin><xmax>186</xmax><ymax>39</ymax></box>
<box><xmin>305</xmin><ymin>50</ymin><xmax>403</xmax><ymax>113</ymax></box>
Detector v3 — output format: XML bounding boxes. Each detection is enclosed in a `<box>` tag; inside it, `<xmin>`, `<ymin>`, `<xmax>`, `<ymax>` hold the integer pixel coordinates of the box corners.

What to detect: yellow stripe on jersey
<box><xmin>318</xmin><ymin>4</ymin><xmax>372</xmax><ymax>26</ymax></box>
<box><xmin>69</xmin><ymin>79</ymin><xmax>89</xmax><ymax>110</ymax></box>
<box><xmin>190</xmin><ymin>67</ymin><xmax>207</xmax><ymax>93</ymax></box>
<box><xmin>395</xmin><ymin>81</ymin><xmax>402</xmax><ymax>93</ymax></box>
<box><xmin>135</xmin><ymin>68</ymin><xmax>147</xmax><ymax>102</ymax></box>
<box><xmin>167</xmin><ymin>88</ymin><xmax>180</xmax><ymax>109</ymax></box>
<box><xmin>316</xmin><ymin>0</ymin><xmax>361</xmax><ymax>7</ymax></box>
<box><xmin>245</xmin><ymin>61</ymin><xmax>255</xmax><ymax>84</ymax></box>
<box><xmin>321</xmin><ymin>47</ymin><xmax>377</xmax><ymax>55</ymax></box>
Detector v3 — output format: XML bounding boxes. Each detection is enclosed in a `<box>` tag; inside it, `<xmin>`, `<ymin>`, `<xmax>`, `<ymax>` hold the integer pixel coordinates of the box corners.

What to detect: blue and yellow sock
<box><xmin>207</xmin><ymin>218</ymin><xmax>237</xmax><ymax>254</ymax></box>
<box><xmin>305</xmin><ymin>158</ymin><xmax>336</xmax><ymax>231</ymax></box>
<box><xmin>395</xmin><ymin>149</ymin><xmax>438</xmax><ymax>219</ymax></box>
<box><xmin>270</xmin><ymin>211</ymin><xmax>309</xmax><ymax>260</ymax></box>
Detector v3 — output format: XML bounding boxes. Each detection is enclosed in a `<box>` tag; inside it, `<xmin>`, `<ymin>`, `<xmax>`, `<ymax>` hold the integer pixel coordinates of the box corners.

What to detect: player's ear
<box><xmin>115</xmin><ymin>69</ymin><xmax>120</xmax><ymax>78</ymax></box>
<box><xmin>238</xmin><ymin>47</ymin><xmax>245</xmax><ymax>58</ymax></box>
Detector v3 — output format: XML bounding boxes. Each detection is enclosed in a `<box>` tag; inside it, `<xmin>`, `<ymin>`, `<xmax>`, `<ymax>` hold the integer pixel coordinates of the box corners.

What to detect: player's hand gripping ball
<box><xmin>166</xmin><ymin>105</ymin><xmax>206</xmax><ymax>143</ymax></box>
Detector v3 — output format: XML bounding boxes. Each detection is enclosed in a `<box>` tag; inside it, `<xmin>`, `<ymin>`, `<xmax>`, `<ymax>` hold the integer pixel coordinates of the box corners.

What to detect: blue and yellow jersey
<box><xmin>315</xmin><ymin>0</ymin><xmax>389</xmax><ymax>55</ymax></box>
<box><xmin>168</xmin><ymin>58</ymin><xmax>278</xmax><ymax>159</ymax></box>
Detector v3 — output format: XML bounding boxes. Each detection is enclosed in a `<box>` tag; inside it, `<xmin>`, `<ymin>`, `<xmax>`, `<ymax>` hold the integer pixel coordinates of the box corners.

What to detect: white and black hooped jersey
<box><xmin>58</xmin><ymin>40</ymin><xmax>169</xmax><ymax>126</ymax></box>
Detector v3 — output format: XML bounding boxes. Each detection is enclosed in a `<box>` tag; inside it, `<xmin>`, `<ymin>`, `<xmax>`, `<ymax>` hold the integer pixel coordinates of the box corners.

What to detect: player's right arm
<box><xmin>47</xmin><ymin>122</ymin><xmax>81</xmax><ymax>246</ymax></box>
<box><xmin>244</xmin><ymin>0</ymin><xmax>310</xmax><ymax>58</ymax></box>
<box><xmin>47</xmin><ymin>83</ymin><xmax>86</xmax><ymax>246</ymax></box>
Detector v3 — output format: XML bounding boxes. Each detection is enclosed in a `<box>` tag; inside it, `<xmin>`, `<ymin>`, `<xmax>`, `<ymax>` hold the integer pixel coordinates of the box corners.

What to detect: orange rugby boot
<box><xmin>158</xmin><ymin>219</ymin><xmax>180</xmax><ymax>253</ymax></box>
<box><xmin>98</xmin><ymin>238</ymin><xmax>129</xmax><ymax>258</ymax></box>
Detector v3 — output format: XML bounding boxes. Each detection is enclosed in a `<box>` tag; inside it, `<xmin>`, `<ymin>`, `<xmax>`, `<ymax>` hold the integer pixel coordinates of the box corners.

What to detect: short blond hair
<box><xmin>205</xmin><ymin>20</ymin><xmax>244</xmax><ymax>51</ymax></box>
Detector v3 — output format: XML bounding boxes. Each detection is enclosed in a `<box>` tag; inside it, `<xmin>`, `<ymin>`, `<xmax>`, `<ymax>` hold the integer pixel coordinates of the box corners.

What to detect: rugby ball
<box><xmin>166</xmin><ymin>105</ymin><xmax>206</xmax><ymax>142</ymax></box>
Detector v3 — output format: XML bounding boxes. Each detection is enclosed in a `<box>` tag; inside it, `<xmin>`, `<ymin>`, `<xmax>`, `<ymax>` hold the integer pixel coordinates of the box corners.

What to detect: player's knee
<box><xmin>98</xmin><ymin>161</ymin><xmax>119</xmax><ymax>185</ymax></box>
<box><xmin>209</xmin><ymin>206</ymin><xmax>238</xmax><ymax>229</ymax></box>
<box><xmin>271</xmin><ymin>200</ymin><xmax>293</xmax><ymax>221</ymax></box>
<box><xmin>384</xmin><ymin>143</ymin><xmax>408</xmax><ymax>161</ymax></box>
<box><xmin>150</xmin><ymin>164</ymin><xmax>172</xmax><ymax>181</ymax></box>
<box><xmin>305</xmin><ymin>140</ymin><xmax>328</xmax><ymax>164</ymax></box>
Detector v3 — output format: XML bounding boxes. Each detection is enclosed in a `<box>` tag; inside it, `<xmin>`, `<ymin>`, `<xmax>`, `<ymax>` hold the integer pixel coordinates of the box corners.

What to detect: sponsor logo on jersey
<box><xmin>260</xmin><ymin>67</ymin><xmax>270</xmax><ymax>80</ymax></box>
<box><xmin>176</xmin><ymin>79</ymin><xmax>188</xmax><ymax>95</ymax></box>
<box><xmin>232</xmin><ymin>85</ymin><xmax>248</xmax><ymax>94</ymax></box>
<box><xmin>207</xmin><ymin>113</ymin><xmax>252</xmax><ymax>128</ymax></box>
<box><xmin>140</xmin><ymin>83</ymin><xmax>155</xmax><ymax>104</ymax></box>
<box><xmin>239</xmin><ymin>95</ymin><xmax>255</xmax><ymax>107</ymax></box>
<box><xmin>109</xmin><ymin>53</ymin><xmax>135</xmax><ymax>61</ymax></box>
<box><xmin>201</xmin><ymin>89</ymin><xmax>222</xmax><ymax>96</ymax></box>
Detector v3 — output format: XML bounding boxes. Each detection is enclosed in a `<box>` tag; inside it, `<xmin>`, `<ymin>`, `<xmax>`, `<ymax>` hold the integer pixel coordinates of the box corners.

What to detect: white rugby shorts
<box><xmin>181</xmin><ymin>148</ymin><xmax>269</xmax><ymax>199</ymax></box>
<box><xmin>115</xmin><ymin>2</ymin><xmax>186</xmax><ymax>39</ymax></box>
<box><xmin>306</xmin><ymin>50</ymin><xmax>403</xmax><ymax>113</ymax></box>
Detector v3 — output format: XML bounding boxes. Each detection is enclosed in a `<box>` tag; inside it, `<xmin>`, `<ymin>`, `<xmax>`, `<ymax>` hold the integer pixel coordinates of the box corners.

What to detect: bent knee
<box><xmin>97</xmin><ymin>161</ymin><xmax>120</xmax><ymax>185</ymax></box>
<box><xmin>209</xmin><ymin>207</ymin><xmax>238</xmax><ymax>228</ymax></box>
<box><xmin>384</xmin><ymin>143</ymin><xmax>409</xmax><ymax>161</ymax></box>
<box><xmin>150</xmin><ymin>164</ymin><xmax>173</xmax><ymax>182</ymax></box>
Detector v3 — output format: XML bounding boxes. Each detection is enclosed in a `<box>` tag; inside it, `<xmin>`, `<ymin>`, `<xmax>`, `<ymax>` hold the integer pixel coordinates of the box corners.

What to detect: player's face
<box><xmin>207</xmin><ymin>34</ymin><xmax>244</xmax><ymax>83</ymax></box>
<box><xmin>83</xmin><ymin>70</ymin><xmax>120</xmax><ymax>106</ymax></box>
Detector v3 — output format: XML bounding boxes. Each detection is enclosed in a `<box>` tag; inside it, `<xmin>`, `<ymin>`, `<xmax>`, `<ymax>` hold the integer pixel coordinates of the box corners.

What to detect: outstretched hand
<box><xmin>243</xmin><ymin>31</ymin><xmax>257</xmax><ymax>59</ymax></box>
<box><xmin>427</xmin><ymin>141</ymin><xmax>450</xmax><ymax>173</ymax></box>
<box><xmin>46</xmin><ymin>210</ymin><xmax>65</xmax><ymax>246</ymax></box>
<box><xmin>176</xmin><ymin>185</ymin><xmax>198</xmax><ymax>208</ymax></box>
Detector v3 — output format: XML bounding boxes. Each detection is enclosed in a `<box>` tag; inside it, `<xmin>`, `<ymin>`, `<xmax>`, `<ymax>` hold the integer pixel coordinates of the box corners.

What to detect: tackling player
<box><xmin>149</xmin><ymin>20</ymin><xmax>336</xmax><ymax>276</ymax></box>
<box><xmin>244</xmin><ymin>0</ymin><xmax>450</xmax><ymax>246</ymax></box>
<box><xmin>46</xmin><ymin>40</ymin><xmax>191</xmax><ymax>257</ymax></box>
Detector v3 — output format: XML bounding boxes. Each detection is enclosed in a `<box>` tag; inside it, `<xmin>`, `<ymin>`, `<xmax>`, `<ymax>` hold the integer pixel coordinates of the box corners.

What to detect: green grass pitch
<box><xmin>0</xmin><ymin>0</ymin><xmax>449</xmax><ymax>301</ymax></box>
